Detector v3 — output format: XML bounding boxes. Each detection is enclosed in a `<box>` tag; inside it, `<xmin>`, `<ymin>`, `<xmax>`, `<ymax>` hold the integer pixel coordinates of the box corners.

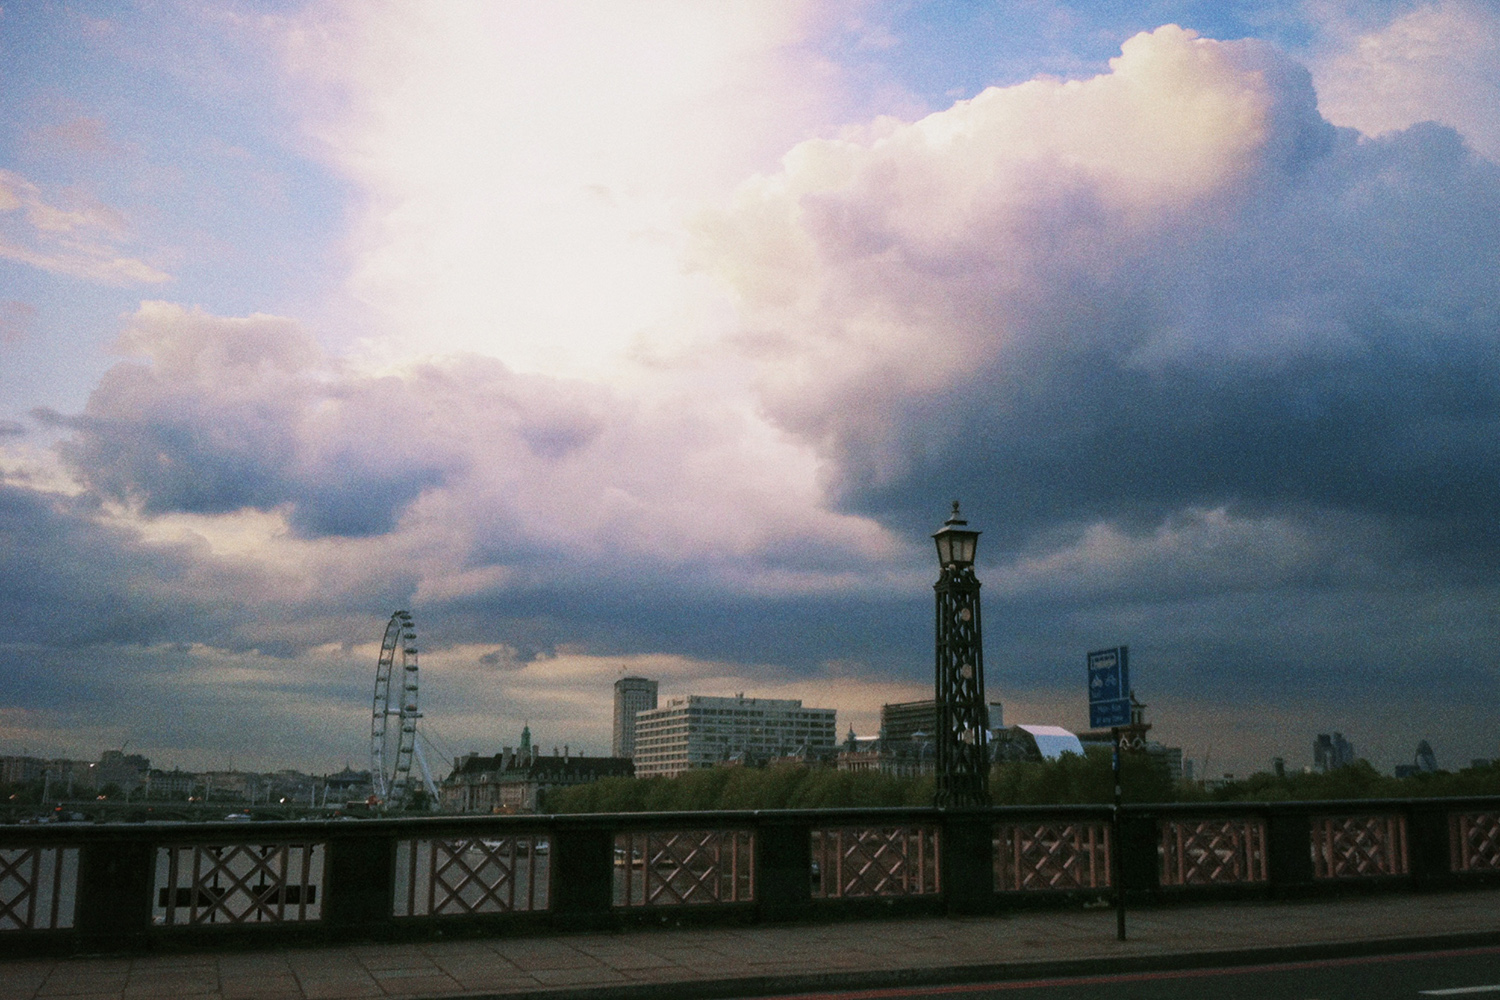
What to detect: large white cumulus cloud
<box><xmin>279</xmin><ymin>0</ymin><xmax>862</xmax><ymax>376</ymax></box>
<box><xmin>700</xmin><ymin>26</ymin><xmax>1500</xmax><ymax>561</ymax></box>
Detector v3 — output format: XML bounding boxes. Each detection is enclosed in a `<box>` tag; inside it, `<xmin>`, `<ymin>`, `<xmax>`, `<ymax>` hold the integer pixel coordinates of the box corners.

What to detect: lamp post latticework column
<box><xmin>932</xmin><ymin>501</ymin><xmax>990</xmax><ymax>808</ymax></box>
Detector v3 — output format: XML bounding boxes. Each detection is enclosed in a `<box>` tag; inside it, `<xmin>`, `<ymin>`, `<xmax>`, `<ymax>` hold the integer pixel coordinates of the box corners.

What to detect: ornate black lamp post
<box><xmin>932</xmin><ymin>501</ymin><xmax>990</xmax><ymax>807</ymax></box>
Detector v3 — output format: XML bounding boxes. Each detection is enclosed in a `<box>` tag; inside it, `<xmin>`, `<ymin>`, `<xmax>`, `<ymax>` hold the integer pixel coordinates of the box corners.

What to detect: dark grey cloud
<box><xmin>704</xmin><ymin>34</ymin><xmax>1500</xmax><ymax>577</ymax></box>
<box><xmin>0</xmin><ymin>473</ymin><xmax>429</xmax><ymax>765</ymax></box>
<box><xmin>44</xmin><ymin>389</ymin><xmax>454</xmax><ymax>542</ymax></box>
<box><xmin>478</xmin><ymin>646</ymin><xmax>542</xmax><ymax>669</ymax></box>
<box><xmin>0</xmin><ymin>481</ymin><xmax>237</xmax><ymax>648</ymax></box>
<box><xmin>0</xmin><ymin>470</ymin><xmax>419</xmax><ymax>660</ymax></box>
<box><xmin>37</xmin><ymin>304</ymin><xmax>635</xmax><ymax>542</ymax></box>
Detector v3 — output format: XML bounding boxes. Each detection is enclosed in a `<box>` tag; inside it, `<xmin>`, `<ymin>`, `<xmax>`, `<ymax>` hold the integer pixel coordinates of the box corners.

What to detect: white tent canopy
<box><xmin>1015</xmin><ymin>725</ymin><xmax>1085</xmax><ymax>760</ymax></box>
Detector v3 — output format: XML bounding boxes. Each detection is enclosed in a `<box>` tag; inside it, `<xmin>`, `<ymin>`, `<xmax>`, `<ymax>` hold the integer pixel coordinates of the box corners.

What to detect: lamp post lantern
<box><xmin>932</xmin><ymin>500</ymin><xmax>990</xmax><ymax>807</ymax></box>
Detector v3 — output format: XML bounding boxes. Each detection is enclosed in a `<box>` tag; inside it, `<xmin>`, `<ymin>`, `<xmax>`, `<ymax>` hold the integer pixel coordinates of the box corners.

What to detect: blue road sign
<box><xmin>1087</xmin><ymin>646</ymin><xmax>1130</xmax><ymax>729</ymax></box>
<box><xmin>1090</xmin><ymin>697</ymin><xmax>1131</xmax><ymax>728</ymax></box>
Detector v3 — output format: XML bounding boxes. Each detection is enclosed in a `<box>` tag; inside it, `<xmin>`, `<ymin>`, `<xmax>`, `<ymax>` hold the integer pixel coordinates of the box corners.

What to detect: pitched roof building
<box><xmin>441</xmin><ymin>748</ymin><xmax>632</xmax><ymax>813</ymax></box>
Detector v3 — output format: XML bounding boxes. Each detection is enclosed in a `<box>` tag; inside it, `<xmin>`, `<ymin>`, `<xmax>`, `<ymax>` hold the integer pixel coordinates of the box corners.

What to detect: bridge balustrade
<box><xmin>613</xmin><ymin>828</ymin><xmax>753</xmax><ymax>906</ymax></box>
<box><xmin>393</xmin><ymin>834</ymin><xmax>548</xmax><ymax>917</ymax></box>
<box><xmin>994</xmin><ymin>819</ymin><xmax>1112</xmax><ymax>891</ymax></box>
<box><xmin>1450</xmin><ymin>811</ymin><xmax>1500</xmax><ymax>872</ymax></box>
<box><xmin>1</xmin><ymin>796</ymin><xmax>1498</xmax><ymax>954</ymax></box>
<box><xmin>1311</xmin><ymin>814</ymin><xmax>1409</xmax><ymax>879</ymax></box>
<box><xmin>0</xmin><ymin>846</ymin><xmax>75</xmax><ymax>931</ymax></box>
<box><xmin>811</xmin><ymin>824</ymin><xmax>940</xmax><ymax>898</ymax></box>
<box><xmin>1158</xmin><ymin>817</ymin><xmax>1266</xmax><ymax>886</ymax></box>
<box><xmin>153</xmin><ymin>840</ymin><xmax>323</xmax><ymax>925</ymax></box>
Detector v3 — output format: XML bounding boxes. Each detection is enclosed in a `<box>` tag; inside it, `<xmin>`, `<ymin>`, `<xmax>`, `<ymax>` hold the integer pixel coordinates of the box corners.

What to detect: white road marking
<box><xmin>1420</xmin><ymin>987</ymin><xmax>1500</xmax><ymax>995</ymax></box>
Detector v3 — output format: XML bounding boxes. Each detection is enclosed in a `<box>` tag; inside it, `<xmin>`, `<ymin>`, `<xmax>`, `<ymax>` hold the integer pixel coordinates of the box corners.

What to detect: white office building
<box><xmin>633</xmin><ymin>694</ymin><xmax>837</xmax><ymax>778</ymax></box>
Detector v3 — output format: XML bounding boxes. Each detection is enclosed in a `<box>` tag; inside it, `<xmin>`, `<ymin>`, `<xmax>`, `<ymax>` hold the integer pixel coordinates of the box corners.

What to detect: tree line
<box><xmin>541</xmin><ymin>751</ymin><xmax>1500</xmax><ymax>812</ymax></box>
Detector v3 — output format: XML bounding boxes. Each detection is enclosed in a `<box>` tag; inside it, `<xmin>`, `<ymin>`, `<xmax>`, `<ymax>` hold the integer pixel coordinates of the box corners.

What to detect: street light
<box><xmin>932</xmin><ymin>501</ymin><xmax>990</xmax><ymax>807</ymax></box>
<box><xmin>933</xmin><ymin>501</ymin><xmax>980</xmax><ymax>568</ymax></box>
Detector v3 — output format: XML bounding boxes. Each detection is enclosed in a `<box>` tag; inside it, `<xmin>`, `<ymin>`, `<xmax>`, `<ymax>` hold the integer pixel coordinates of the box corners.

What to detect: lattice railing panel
<box><xmin>1311</xmin><ymin>814</ymin><xmax>1408</xmax><ymax>879</ymax></box>
<box><xmin>994</xmin><ymin>822</ymin><xmax>1111</xmax><ymax>891</ymax></box>
<box><xmin>614</xmin><ymin>829</ymin><xmax>753</xmax><ymax>906</ymax></box>
<box><xmin>1450</xmin><ymin>812</ymin><xmax>1500</xmax><ymax>872</ymax></box>
<box><xmin>394</xmin><ymin>837</ymin><xmax>549</xmax><ymax>916</ymax></box>
<box><xmin>811</xmin><ymin>826</ymin><xmax>939</xmax><ymax>898</ymax></box>
<box><xmin>1159</xmin><ymin>818</ymin><xmax>1267</xmax><ymax>885</ymax></box>
<box><xmin>0</xmin><ymin>847</ymin><xmax>77</xmax><ymax>931</ymax></box>
<box><xmin>153</xmin><ymin>842</ymin><xmax>323</xmax><ymax>924</ymax></box>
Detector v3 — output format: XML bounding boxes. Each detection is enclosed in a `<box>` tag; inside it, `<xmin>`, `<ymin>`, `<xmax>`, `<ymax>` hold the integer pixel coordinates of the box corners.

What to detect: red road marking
<box><xmin>755</xmin><ymin>945</ymin><xmax>1500</xmax><ymax>1000</ymax></box>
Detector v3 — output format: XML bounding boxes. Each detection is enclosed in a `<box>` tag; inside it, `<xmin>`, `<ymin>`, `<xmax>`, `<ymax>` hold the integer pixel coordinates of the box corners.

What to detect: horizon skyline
<box><xmin>3</xmin><ymin>667</ymin><xmax>1467</xmax><ymax>783</ymax></box>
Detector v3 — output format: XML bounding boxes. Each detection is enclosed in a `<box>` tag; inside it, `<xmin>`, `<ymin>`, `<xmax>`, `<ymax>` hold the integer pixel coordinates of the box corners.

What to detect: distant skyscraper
<box><xmin>613</xmin><ymin>677</ymin><xmax>658</xmax><ymax>758</ymax></box>
<box><xmin>881</xmin><ymin>700</ymin><xmax>937</xmax><ymax>744</ymax></box>
<box><xmin>1313</xmin><ymin>732</ymin><xmax>1356</xmax><ymax>772</ymax></box>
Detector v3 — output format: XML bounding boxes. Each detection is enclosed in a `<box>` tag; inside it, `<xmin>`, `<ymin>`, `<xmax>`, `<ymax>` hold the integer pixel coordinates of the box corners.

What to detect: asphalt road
<box><xmin>744</xmin><ymin>946</ymin><xmax>1500</xmax><ymax>1000</ymax></box>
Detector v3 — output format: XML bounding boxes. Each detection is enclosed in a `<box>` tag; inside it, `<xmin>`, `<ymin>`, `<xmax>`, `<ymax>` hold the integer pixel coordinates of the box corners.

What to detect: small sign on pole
<box><xmin>1087</xmin><ymin>646</ymin><xmax>1130</xmax><ymax>729</ymax></box>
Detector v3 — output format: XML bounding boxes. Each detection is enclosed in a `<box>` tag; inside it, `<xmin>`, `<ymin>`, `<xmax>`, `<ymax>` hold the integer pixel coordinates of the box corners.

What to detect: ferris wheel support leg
<box><xmin>413</xmin><ymin>740</ymin><xmax>441</xmax><ymax>812</ymax></box>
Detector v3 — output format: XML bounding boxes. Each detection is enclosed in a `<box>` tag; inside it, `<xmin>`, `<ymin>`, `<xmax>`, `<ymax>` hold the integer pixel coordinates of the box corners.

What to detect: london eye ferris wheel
<box><xmin>369</xmin><ymin>610</ymin><xmax>440</xmax><ymax>810</ymax></box>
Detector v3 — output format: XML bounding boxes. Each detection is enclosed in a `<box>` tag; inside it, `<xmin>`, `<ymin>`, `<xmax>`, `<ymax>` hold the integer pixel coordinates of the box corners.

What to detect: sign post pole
<box><xmin>1087</xmin><ymin>645</ymin><xmax>1131</xmax><ymax>942</ymax></box>
<box><xmin>1112</xmin><ymin>729</ymin><xmax>1125</xmax><ymax>941</ymax></box>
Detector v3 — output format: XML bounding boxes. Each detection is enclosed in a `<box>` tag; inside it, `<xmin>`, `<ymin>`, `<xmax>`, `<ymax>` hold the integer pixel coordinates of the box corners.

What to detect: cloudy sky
<box><xmin>2</xmin><ymin>1</ymin><xmax>1498</xmax><ymax>780</ymax></box>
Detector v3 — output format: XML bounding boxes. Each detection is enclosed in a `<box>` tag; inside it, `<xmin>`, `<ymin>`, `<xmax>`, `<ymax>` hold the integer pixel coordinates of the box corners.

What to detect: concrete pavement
<box><xmin>2</xmin><ymin>890</ymin><xmax>1498</xmax><ymax>1000</ymax></box>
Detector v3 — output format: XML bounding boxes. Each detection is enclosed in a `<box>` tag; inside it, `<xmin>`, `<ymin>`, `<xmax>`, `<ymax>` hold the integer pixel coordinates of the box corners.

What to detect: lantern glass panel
<box><xmin>957</xmin><ymin>532</ymin><xmax>977</xmax><ymax>564</ymax></box>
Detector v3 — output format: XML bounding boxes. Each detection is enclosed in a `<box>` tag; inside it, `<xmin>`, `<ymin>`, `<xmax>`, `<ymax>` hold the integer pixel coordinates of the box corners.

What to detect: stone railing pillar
<box><xmin>1266</xmin><ymin>806</ymin><xmax>1314</xmax><ymax>895</ymax></box>
<box><xmin>324</xmin><ymin>827</ymin><xmax>396</xmax><ymax>940</ymax></box>
<box><xmin>940</xmin><ymin>810</ymin><xmax>995</xmax><ymax>914</ymax></box>
<box><xmin>755</xmin><ymin>815</ymin><xmax>813</xmax><ymax>920</ymax></box>
<box><xmin>549</xmin><ymin>823</ymin><xmax>614</xmax><ymax>930</ymax></box>
<box><xmin>1408</xmin><ymin>801</ymin><xmax>1454</xmax><ymax>888</ymax></box>
<box><xmin>1117</xmin><ymin>808</ymin><xmax>1160</xmax><ymax>900</ymax></box>
<box><xmin>76</xmin><ymin>836</ymin><xmax>154</xmax><ymax>952</ymax></box>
